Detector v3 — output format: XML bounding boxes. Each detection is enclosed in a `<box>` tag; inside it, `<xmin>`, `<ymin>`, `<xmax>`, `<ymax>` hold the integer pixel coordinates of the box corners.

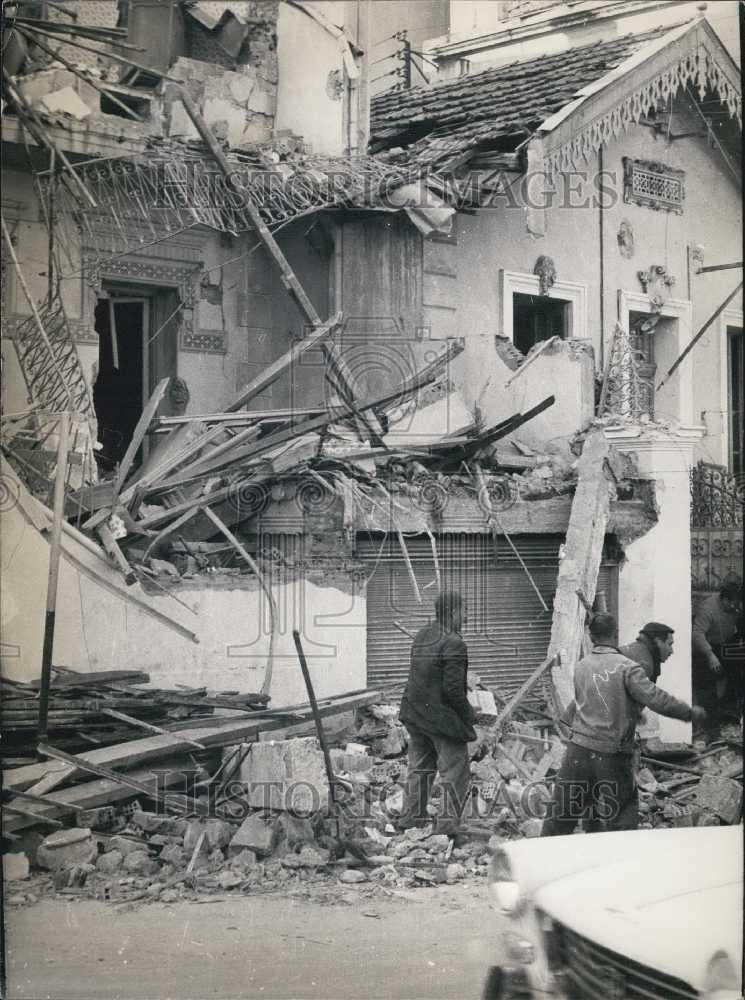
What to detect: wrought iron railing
<box><xmin>690</xmin><ymin>462</ymin><xmax>743</xmax><ymax>591</ymax></box>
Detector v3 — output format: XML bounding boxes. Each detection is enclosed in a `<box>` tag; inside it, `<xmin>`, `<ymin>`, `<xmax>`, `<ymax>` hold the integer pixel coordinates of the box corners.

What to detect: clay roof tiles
<box><xmin>370</xmin><ymin>25</ymin><xmax>673</xmax><ymax>169</ymax></box>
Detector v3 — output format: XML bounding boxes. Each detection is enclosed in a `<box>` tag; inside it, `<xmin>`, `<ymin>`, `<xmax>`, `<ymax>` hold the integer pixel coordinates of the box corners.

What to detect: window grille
<box><xmin>623</xmin><ymin>158</ymin><xmax>685</xmax><ymax>214</ymax></box>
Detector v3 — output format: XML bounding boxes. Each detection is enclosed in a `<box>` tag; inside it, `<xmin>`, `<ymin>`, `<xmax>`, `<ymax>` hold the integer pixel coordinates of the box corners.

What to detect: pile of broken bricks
<box><xmin>3</xmin><ymin>705</ymin><xmax>742</xmax><ymax>909</ymax></box>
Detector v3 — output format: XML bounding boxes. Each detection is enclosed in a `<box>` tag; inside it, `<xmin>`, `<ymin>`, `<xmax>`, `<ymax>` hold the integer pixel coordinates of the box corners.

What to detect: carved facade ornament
<box><xmin>617</xmin><ymin>219</ymin><xmax>635</xmax><ymax>259</ymax></box>
<box><xmin>169</xmin><ymin>376</ymin><xmax>190</xmax><ymax>415</ymax></box>
<box><xmin>533</xmin><ymin>255</ymin><xmax>556</xmax><ymax>296</ymax></box>
<box><xmin>637</xmin><ymin>265</ymin><xmax>676</xmax><ymax>312</ymax></box>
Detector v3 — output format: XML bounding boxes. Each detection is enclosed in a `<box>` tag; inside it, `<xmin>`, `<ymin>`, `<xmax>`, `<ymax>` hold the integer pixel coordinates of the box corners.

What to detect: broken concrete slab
<box><xmin>281</xmin><ymin>846</ymin><xmax>330</xmax><ymax>868</ymax></box>
<box><xmin>36</xmin><ymin>827</ymin><xmax>97</xmax><ymax>872</ymax></box>
<box><xmin>204</xmin><ymin>818</ymin><xmax>234</xmax><ymax>851</ymax></box>
<box><xmin>3</xmin><ymin>852</ymin><xmax>30</xmax><ymax>881</ymax></box>
<box><xmin>695</xmin><ymin>775</ymin><xmax>743</xmax><ymax>825</ymax></box>
<box><xmin>329</xmin><ymin>749</ymin><xmax>374</xmax><ymax>775</ymax></box>
<box><xmin>122</xmin><ymin>850</ymin><xmax>159</xmax><ymax>876</ymax></box>
<box><xmin>39</xmin><ymin>86</ymin><xmax>92</xmax><ymax>120</ymax></box>
<box><xmin>96</xmin><ymin>850</ymin><xmax>123</xmax><ymax>875</ymax></box>
<box><xmin>104</xmin><ymin>835</ymin><xmax>145</xmax><ymax>857</ymax></box>
<box><xmin>241</xmin><ymin>737</ymin><xmax>330</xmax><ymax>812</ymax></box>
<box><xmin>229</xmin><ymin>812</ymin><xmax>275</xmax><ymax>857</ymax></box>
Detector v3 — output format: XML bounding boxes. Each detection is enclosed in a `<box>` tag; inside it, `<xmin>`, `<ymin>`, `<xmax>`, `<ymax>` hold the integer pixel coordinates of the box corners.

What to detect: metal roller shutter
<box><xmin>360</xmin><ymin>534</ymin><xmax>618</xmax><ymax>695</ymax></box>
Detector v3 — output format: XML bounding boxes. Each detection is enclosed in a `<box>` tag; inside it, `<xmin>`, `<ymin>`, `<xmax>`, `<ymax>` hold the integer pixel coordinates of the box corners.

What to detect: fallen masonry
<box><xmin>3</xmin><ymin>695</ymin><xmax>741</xmax><ymax>909</ymax></box>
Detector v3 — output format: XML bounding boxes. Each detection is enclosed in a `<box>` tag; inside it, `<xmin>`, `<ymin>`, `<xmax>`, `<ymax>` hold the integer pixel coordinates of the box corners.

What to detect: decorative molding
<box><xmin>500</xmin><ymin>268</ymin><xmax>588</xmax><ymax>341</ymax></box>
<box><xmin>637</xmin><ymin>265</ymin><xmax>676</xmax><ymax>312</ymax></box>
<box><xmin>180</xmin><ymin>326</ymin><xmax>227</xmax><ymax>353</ymax></box>
<box><xmin>617</xmin><ymin>218</ymin><xmax>635</xmax><ymax>259</ymax></box>
<box><xmin>623</xmin><ymin>157</ymin><xmax>685</xmax><ymax>214</ymax></box>
<box><xmin>82</xmin><ymin>253</ymin><xmax>200</xmax><ymax>305</ymax></box>
<box><xmin>533</xmin><ymin>255</ymin><xmax>556</xmax><ymax>296</ymax></box>
<box><xmin>543</xmin><ymin>32</ymin><xmax>742</xmax><ymax>179</ymax></box>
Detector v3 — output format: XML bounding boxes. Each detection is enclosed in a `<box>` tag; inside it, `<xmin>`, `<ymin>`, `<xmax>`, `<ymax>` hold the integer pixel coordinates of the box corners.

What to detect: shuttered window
<box><xmin>359</xmin><ymin>534</ymin><xmax>618</xmax><ymax>694</ymax></box>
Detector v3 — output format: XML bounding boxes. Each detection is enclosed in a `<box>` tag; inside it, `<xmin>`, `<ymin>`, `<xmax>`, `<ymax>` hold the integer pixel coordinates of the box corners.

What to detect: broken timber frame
<box><xmin>547</xmin><ymin>428</ymin><xmax>611</xmax><ymax>711</ymax></box>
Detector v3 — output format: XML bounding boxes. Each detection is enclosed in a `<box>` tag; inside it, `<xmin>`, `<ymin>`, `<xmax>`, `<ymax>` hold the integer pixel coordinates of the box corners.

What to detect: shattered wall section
<box><xmin>165</xmin><ymin>54</ymin><xmax>277</xmax><ymax>147</ymax></box>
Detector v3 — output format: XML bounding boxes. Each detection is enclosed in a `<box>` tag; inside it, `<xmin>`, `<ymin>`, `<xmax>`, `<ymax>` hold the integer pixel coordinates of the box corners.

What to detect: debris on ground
<box><xmin>5</xmin><ymin>684</ymin><xmax>738</xmax><ymax>908</ymax></box>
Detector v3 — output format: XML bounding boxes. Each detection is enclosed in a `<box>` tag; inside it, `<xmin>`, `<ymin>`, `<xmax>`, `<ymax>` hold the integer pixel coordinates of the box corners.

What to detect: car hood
<box><xmin>528</xmin><ymin>828</ymin><xmax>743</xmax><ymax>991</ymax></box>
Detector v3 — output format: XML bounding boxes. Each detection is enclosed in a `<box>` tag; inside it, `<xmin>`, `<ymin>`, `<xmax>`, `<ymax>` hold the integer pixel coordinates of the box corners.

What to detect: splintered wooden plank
<box><xmin>4</xmin><ymin>689</ymin><xmax>383</xmax><ymax>794</ymax></box>
<box><xmin>113</xmin><ymin>377</ymin><xmax>171</xmax><ymax>496</ymax></box>
<box><xmin>2</xmin><ymin>761</ymin><xmax>190</xmax><ymax>833</ymax></box>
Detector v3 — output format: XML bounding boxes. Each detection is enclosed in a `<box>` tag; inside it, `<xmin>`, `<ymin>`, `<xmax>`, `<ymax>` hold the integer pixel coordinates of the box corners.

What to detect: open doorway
<box><xmin>93</xmin><ymin>297</ymin><xmax>147</xmax><ymax>470</ymax></box>
<box><xmin>92</xmin><ymin>286</ymin><xmax>180</xmax><ymax>473</ymax></box>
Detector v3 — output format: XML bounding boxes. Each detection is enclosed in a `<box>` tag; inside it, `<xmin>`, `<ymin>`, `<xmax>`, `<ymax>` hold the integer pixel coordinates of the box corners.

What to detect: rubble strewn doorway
<box><xmin>93</xmin><ymin>285</ymin><xmax>179</xmax><ymax>472</ymax></box>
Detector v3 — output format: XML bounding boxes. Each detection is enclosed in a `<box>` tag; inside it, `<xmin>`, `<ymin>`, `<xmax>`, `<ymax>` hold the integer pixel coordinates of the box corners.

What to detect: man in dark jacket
<box><xmin>398</xmin><ymin>590</ymin><xmax>476</xmax><ymax>836</ymax></box>
<box><xmin>692</xmin><ymin>580</ymin><xmax>743</xmax><ymax>730</ymax></box>
<box><xmin>620</xmin><ymin>622</ymin><xmax>675</xmax><ymax>683</ymax></box>
<box><xmin>542</xmin><ymin>613</ymin><xmax>705</xmax><ymax>837</ymax></box>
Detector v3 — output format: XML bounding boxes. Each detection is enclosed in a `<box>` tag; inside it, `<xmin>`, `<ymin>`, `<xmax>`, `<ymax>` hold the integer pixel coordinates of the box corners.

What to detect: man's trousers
<box><xmin>541</xmin><ymin>742</ymin><xmax>638</xmax><ymax>836</ymax></box>
<box><xmin>399</xmin><ymin>724</ymin><xmax>471</xmax><ymax>835</ymax></box>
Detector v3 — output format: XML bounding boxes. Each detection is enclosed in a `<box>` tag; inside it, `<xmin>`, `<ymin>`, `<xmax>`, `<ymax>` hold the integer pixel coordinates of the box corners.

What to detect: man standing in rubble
<box><xmin>692</xmin><ymin>580</ymin><xmax>743</xmax><ymax>733</ymax></box>
<box><xmin>542</xmin><ymin>613</ymin><xmax>705</xmax><ymax>836</ymax></box>
<box><xmin>397</xmin><ymin>590</ymin><xmax>476</xmax><ymax>838</ymax></box>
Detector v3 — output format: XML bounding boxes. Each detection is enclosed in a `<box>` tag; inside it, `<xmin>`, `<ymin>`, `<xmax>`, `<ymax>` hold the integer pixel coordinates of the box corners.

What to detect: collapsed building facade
<box><xmin>1</xmin><ymin>0</ymin><xmax>742</xmax><ymax>755</ymax></box>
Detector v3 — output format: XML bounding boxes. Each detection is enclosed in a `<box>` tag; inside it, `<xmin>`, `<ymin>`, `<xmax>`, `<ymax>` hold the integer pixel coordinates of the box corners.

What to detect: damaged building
<box><xmin>0</xmin><ymin>0</ymin><xmax>742</xmax><ymax>866</ymax></box>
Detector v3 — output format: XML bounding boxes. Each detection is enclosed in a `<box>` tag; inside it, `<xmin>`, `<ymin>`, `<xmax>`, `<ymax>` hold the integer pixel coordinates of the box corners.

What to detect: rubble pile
<box><xmin>3</xmin><ymin>695</ymin><xmax>742</xmax><ymax>909</ymax></box>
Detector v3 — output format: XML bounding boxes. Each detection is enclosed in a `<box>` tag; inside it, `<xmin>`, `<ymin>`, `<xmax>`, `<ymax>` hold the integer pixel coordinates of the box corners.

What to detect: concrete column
<box><xmin>604</xmin><ymin>426</ymin><xmax>705</xmax><ymax>743</ymax></box>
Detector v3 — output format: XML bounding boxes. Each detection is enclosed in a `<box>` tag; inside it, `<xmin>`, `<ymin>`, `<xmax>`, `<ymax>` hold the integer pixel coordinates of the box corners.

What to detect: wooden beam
<box><xmin>100</xmin><ymin>708</ymin><xmax>206</xmax><ymax>750</ymax></box>
<box><xmin>38</xmin><ymin>413</ymin><xmax>71</xmax><ymax>743</ymax></box>
<box><xmin>3</xmin><ymin>761</ymin><xmax>190</xmax><ymax>833</ymax></box>
<box><xmin>547</xmin><ymin>428</ymin><xmax>610</xmax><ymax>711</ymax></box>
<box><xmin>4</xmin><ymin>689</ymin><xmax>383</xmax><ymax>796</ymax></box>
<box><xmin>96</xmin><ymin>522</ymin><xmax>137</xmax><ymax>585</ymax></box>
<box><xmin>113</xmin><ymin>377</ymin><xmax>170</xmax><ymax>496</ymax></box>
<box><xmin>493</xmin><ymin>654</ymin><xmax>559</xmax><ymax>731</ymax></box>
<box><xmin>226</xmin><ymin>313</ymin><xmax>342</xmax><ymax>412</ymax></box>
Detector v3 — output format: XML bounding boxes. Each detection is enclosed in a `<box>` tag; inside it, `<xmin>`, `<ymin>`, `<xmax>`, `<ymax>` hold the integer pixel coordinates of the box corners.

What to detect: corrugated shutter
<box><xmin>359</xmin><ymin>534</ymin><xmax>618</xmax><ymax>695</ymax></box>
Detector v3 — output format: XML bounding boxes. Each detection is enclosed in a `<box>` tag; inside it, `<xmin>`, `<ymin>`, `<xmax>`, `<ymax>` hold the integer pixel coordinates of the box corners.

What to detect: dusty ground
<box><xmin>4</xmin><ymin>882</ymin><xmax>498</xmax><ymax>1000</ymax></box>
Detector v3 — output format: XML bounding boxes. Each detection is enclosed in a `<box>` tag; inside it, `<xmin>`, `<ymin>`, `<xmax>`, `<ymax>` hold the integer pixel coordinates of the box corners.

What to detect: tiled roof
<box><xmin>370</xmin><ymin>25</ymin><xmax>675</xmax><ymax>170</ymax></box>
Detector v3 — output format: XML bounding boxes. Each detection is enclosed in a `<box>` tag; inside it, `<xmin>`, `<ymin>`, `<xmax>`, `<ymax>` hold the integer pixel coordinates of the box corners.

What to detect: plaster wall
<box><xmin>447</xmin><ymin>93</ymin><xmax>741</xmax><ymax>463</ymax></box>
<box><xmin>609</xmin><ymin>429</ymin><xmax>701</xmax><ymax>742</ymax></box>
<box><xmin>276</xmin><ymin>2</ymin><xmax>346</xmax><ymax>155</ymax></box>
<box><xmin>0</xmin><ymin>499</ymin><xmax>366</xmax><ymax>707</ymax></box>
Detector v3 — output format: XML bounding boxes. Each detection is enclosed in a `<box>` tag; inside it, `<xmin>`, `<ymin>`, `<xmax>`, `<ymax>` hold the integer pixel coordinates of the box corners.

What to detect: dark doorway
<box><xmin>93</xmin><ymin>297</ymin><xmax>146</xmax><ymax>469</ymax></box>
<box><xmin>513</xmin><ymin>292</ymin><xmax>569</xmax><ymax>355</ymax></box>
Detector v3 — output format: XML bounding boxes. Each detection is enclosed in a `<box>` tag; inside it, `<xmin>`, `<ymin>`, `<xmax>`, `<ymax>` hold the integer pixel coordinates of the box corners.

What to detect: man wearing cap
<box><xmin>542</xmin><ymin>613</ymin><xmax>705</xmax><ymax>837</ymax></box>
<box><xmin>620</xmin><ymin>622</ymin><xmax>675</xmax><ymax>683</ymax></box>
<box><xmin>692</xmin><ymin>580</ymin><xmax>743</xmax><ymax>731</ymax></box>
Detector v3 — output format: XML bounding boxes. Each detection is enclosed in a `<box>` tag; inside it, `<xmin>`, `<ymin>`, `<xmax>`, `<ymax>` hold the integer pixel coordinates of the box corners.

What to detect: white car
<box><xmin>484</xmin><ymin>826</ymin><xmax>743</xmax><ymax>999</ymax></box>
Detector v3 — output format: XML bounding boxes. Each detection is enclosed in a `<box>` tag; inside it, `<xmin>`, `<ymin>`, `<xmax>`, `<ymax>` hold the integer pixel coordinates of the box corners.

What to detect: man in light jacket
<box><xmin>398</xmin><ymin>590</ymin><xmax>476</xmax><ymax>837</ymax></box>
<box><xmin>542</xmin><ymin>613</ymin><xmax>705</xmax><ymax>836</ymax></box>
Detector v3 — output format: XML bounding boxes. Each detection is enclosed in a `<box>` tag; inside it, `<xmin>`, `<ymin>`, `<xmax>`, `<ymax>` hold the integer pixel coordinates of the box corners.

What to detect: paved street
<box><xmin>5</xmin><ymin>883</ymin><xmax>497</xmax><ymax>1000</ymax></box>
